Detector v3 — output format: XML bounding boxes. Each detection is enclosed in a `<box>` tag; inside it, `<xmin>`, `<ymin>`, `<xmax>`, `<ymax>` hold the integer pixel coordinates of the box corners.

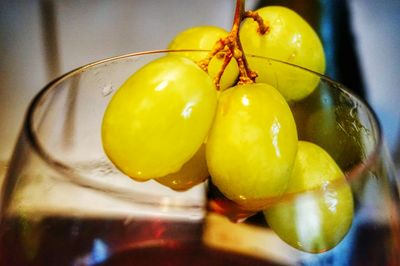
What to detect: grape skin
<box><xmin>168</xmin><ymin>26</ymin><xmax>239</xmax><ymax>90</ymax></box>
<box><xmin>155</xmin><ymin>144</ymin><xmax>209</xmax><ymax>191</ymax></box>
<box><xmin>264</xmin><ymin>141</ymin><xmax>354</xmax><ymax>253</ymax></box>
<box><xmin>102</xmin><ymin>56</ymin><xmax>217</xmax><ymax>181</ymax></box>
<box><xmin>240</xmin><ymin>6</ymin><xmax>326</xmax><ymax>102</ymax></box>
<box><xmin>206</xmin><ymin>83</ymin><xmax>298</xmax><ymax>211</ymax></box>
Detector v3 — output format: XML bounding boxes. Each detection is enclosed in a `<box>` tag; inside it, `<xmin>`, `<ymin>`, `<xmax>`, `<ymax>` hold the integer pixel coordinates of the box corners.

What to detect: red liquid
<box><xmin>2</xmin><ymin>215</ymin><xmax>399</xmax><ymax>266</ymax></box>
<box><xmin>1</xmin><ymin>182</ymin><xmax>399</xmax><ymax>265</ymax></box>
<box><xmin>0</xmin><ymin>216</ymin><xmax>278</xmax><ymax>266</ymax></box>
<box><xmin>98</xmin><ymin>245</ymin><xmax>277</xmax><ymax>266</ymax></box>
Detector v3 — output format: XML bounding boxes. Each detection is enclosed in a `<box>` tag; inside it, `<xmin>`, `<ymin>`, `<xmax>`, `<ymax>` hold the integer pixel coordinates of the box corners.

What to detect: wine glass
<box><xmin>0</xmin><ymin>50</ymin><xmax>399</xmax><ymax>265</ymax></box>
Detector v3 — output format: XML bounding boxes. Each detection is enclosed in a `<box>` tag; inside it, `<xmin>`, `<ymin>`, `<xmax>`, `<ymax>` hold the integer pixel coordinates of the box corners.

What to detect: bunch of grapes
<box><xmin>102</xmin><ymin>2</ymin><xmax>353</xmax><ymax>254</ymax></box>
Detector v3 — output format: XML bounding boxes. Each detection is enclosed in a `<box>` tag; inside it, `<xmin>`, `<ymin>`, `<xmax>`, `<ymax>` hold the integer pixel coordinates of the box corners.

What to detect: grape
<box><xmin>303</xmin><ymin>106</ymin><xmax>365</xmax><ymax>171</ymax></box>
<box><xmin>264</xmin><ymin>141</ymin><xmax>354</xmax><ymax>253</ymax></box>
<box><xmin>206</xmin><ymin>83</ymin><xmax>298</xmax><ymax>211</ymax></box>
<box><xmin>239</xmin><ymin>6</ymin><xmax>325</xmax><ymax>102</ymax></box>
<box><xmin>102</xmin><ymin>56</ymin><xmax>217</xmax><ymax>181</ymax></box>
<box><xmin>168</xmin><ymin>26</ymin><xmax>239</xmax><ymax>90</ymax></box>
<box><xmin>156</xmin><ymin>144</ymin><xmax>209</xmax><ymax>191</ymax></box>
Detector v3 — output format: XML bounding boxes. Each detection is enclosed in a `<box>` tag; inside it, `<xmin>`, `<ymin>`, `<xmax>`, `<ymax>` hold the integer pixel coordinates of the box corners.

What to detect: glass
<box><xmin>0</xmin><ymin>50</ymin><xmax>399</xmax><ymax>265</ymax></box>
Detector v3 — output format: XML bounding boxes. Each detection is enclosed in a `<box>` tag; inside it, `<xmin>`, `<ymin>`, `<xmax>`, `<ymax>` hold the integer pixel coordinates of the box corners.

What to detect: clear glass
<box><xmin>0</xmin><ymin>50</ymin><xmax>399</xmax><ymax>265</ymax></box>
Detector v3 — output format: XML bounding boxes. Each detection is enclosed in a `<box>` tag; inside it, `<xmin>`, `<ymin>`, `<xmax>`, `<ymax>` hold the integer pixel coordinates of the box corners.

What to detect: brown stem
<box><xmin>231</xmin><ymin>0</ymin><xmax>245</xmax><ymax>37</ymax></box>
<box><xmin>197</xmin><ymin>0</ymin><xmax>257</xmax><ymax>89</ymax></box>
<box><xmin>230</xmin><ymin>0</ymin><xmax>257</xmax><ymax>85</ymax></box>
<box><xmin>197</xmin><ymin>38</ymin><xmax>227</xmax><ymax>73</ymax></box>
<box><xmin>243</xmin><ymin>10</ymin><xmax>269</xmax><ymax>35</ymax></box>
<box><xmin>213</xmin><ymin>49</ymin><xmax>233</xmax><ymax>87</ymax></box>
<box><xmin>243</xmin><ymin>11</ymin><xmax>269</xmax><ymax>34</ymax></box>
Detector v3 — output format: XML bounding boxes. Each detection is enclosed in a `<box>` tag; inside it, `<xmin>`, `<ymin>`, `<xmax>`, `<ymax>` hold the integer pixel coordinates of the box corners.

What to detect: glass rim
<box><xmin>24</xmin><ymin>49</ymin><xmax>383</xmax><ymax>190</ymax></box>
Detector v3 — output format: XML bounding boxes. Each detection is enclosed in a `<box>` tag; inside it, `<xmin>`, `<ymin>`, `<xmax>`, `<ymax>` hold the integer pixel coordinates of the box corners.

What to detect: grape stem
<box><xmin>197</xmin><ymin>0</ymin><xmax>268</xmax><ymax>90</ymax></box>
<box><xmin>243</xmin><ymin>10</ymin><xmax>270</xmax><ymax>34</ymax></box>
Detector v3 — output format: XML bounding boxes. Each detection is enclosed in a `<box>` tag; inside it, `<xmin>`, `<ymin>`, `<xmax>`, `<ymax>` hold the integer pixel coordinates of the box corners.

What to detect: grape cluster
<box><xmin>102</xmin><ymin>5</ymin><xmax>353</xmax><ymax>253</ymax></box>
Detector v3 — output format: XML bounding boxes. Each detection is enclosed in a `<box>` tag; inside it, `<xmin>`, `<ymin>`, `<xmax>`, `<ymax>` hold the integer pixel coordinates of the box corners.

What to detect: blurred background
<box><xmin>0</xmin><ymin>0</ymin><xmax>399</xmax><ymax>175</ymax></box>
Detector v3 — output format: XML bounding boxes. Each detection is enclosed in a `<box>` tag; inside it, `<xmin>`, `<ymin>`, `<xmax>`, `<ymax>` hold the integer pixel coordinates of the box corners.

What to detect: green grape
<box><xmin>240</xmin><ymin>6</ymin><xmax>326</xmax><ymax>102</ymax></box>
<box><xmin>102</xmin><ymin>55</ymin><xmax>217</xmax><ymax>181</ymax></box>
<box><xmin>156</xmin><ymin>144</ymin><xmax>209</xmax><ymax>191</ymax></box>
<box><xmin>168</xmin><ymin>26</ymin><xmax>239</xmax><ymax>90</ymax></box>
<box><xmin>264</xmin><ymin>141</ymin><xmax>354</xmax><ymax>253</ymax></box>
<box><xmin>206</xmin><ymin>83</ymin><xmax>298</xmax><ymax>211</ymax></box>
